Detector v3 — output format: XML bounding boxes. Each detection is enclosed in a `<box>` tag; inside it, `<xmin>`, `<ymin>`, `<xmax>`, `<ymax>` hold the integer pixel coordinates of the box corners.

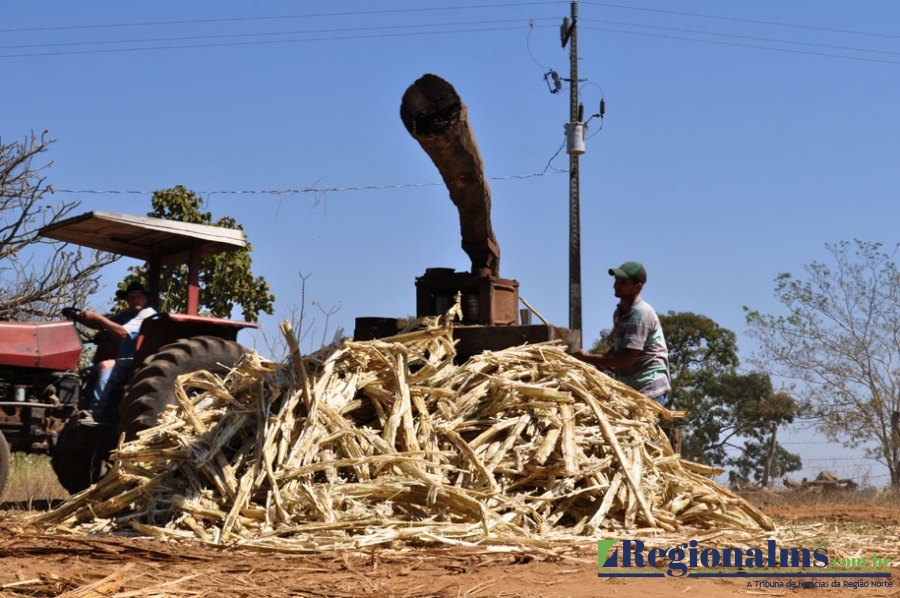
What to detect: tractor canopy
<box><xmin>39</xmin><ymin>211</ymin><xmax>249</xmax><ymax>317</ymax></box>
<box><xmin>38</xmin><ymin>211</ymin><xmax>246</xmax><ymax>265</ymax></box>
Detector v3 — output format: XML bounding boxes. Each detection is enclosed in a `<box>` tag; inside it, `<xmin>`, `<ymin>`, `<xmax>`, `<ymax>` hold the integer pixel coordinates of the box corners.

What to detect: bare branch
<box><xmin>0</xmin><ymin>131</ymin><xmax>118</xmax><ymax>321</ymax></box>
<box><xmin>746</xmin><ymin>240</ymin><xmax>900</xmax><ymax>486</ymax></box>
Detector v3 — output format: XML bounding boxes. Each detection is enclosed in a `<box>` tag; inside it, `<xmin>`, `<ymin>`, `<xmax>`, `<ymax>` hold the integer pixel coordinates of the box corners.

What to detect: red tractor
<box><xmin>0</xmin><ymin>211</ymin><xmax>257</xmax><ymax>497</ymax></box>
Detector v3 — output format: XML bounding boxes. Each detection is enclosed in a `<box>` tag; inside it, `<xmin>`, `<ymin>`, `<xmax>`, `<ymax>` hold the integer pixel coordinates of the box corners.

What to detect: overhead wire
<box><xmin>581</xmin><ymin>1</ymin><xmax>900</xmax><ymax>40</ymax></box>
<box><xmin>52</xmin><ymin>171</ymin><xmax>566</xmax><ymax>197</ymax></box>
<box><xmin>0</xmin><ymin>24</ymin><xmax>553</xmax><ymax>59</ymax></box>
<box><xmin>0</xmin><ymin>2</ymin><xmax>567</xmax><ymax>34</ymax></box>
<box><xmin>526</xmin><ymin>19</ymin><xmax>552</xmax><ymax>69</ymax></box>
<box><xmin>0</xmin><ymin>17</ymin><xmax>558</xmax><ymax>52</ymax></box>
<box><xmin>7</xmin><ymin>21</ymin><xmax>895</xmax><ymax>65</ymax></box>
<box><xmin>581</xmin><ymin>18</ymin><xmax>900</xmax><ymax>59</ymax></box>
<box><xmin>4</xmin><ymin>1</ymin><xmax>893</xmax><ymax>43</ymax></box>
<box><xmin>580</xmin><ymin>25</ymin><xmax>900</xmax><ymax>67</ymax></box>
<box><xmin>0</xmin><ymin>4</ymin><xmax>897</xmax><ymax>66</ymax></box>
<box><xmin>542</xmin><ymin>140</ymin><xmax>568</xmax><ymax>174</ymax></box>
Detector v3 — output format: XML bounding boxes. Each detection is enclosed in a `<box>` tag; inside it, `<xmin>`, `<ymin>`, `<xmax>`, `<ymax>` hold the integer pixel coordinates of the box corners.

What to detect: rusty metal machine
<box><xmin>355</xmin><ymin>74</ymin><xmax>576</xmax><ymax>361</ymax></box>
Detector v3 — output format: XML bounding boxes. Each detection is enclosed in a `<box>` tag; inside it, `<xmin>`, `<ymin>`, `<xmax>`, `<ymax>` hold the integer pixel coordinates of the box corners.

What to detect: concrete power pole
<box><xmin>562</xmin><ymin>1</ymin><xmax>583</xmax><ymax>348</ymax></box>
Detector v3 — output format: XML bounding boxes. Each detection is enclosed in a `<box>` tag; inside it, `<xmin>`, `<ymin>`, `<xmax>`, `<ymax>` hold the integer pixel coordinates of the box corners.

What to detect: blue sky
<box><xmin>4</xmin><ymin>1</ymin><xmax>898</xmax><ymax>485</ymax></box>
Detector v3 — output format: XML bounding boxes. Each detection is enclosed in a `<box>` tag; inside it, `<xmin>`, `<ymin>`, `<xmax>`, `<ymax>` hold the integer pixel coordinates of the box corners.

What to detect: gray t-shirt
<box><xmin>610</xmin><ymin>298</ymin><xmax>670</xmax><ymax>399</ymax></box>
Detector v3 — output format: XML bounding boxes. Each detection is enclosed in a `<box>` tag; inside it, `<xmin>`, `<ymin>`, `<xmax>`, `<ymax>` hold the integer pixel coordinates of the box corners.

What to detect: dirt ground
<box><xmin>0</xmin><ymin>503</ymin><xmax>898</xmax><ymax>598</ymax></box>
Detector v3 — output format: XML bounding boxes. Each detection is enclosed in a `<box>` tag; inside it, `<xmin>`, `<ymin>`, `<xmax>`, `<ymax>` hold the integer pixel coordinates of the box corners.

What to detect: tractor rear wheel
<box><xmin>49</xmin><ymin>412</ymin><xmax>118</xmax><ymax>496</ymax></box>
<box><xmin>0</xmin><ymin>434</ymin><xmax>10</xmax><ymax>502</ymax></box>
<box><xmin>119</xmin><ymin>336</ymin><xmax>247</xmax><ymax>442</ymax></box>
<box><xmin>49</xmin><ymin>436</ymin><xmax>109</xmax><ymax>496</ymax></box>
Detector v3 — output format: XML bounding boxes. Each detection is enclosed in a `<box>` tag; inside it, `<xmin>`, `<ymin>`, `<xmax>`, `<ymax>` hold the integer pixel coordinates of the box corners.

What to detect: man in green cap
<box><xmin>573</xmin><ymin>261</ymin><xmax>671</xmax><ymax>406</ymax></box>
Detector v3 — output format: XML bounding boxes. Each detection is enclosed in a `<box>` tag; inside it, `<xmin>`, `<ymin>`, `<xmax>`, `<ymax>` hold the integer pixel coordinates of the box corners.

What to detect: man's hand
<box><xmin>61</xmin><ymin>307</ymin><xmax>82</xmax><ymax>321</ymax></box>
<box><xmin>572</xmin><ymin>348</ymin><xmax>607</xmax><ymax>371</ymax></box>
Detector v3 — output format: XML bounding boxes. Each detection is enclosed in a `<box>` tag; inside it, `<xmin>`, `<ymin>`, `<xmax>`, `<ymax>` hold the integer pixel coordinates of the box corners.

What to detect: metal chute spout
<box><xmin>401</xmin><ymin>74</ymin><xmax>500</xmax><ymax>277</ymax></box>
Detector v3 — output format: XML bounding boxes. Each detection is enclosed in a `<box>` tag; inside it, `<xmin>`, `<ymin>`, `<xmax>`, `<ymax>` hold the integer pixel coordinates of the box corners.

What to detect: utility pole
<box><xmin>561</xmin><ymin>1</ymin><xmax>583</xmax><ymax>348</ymax></box>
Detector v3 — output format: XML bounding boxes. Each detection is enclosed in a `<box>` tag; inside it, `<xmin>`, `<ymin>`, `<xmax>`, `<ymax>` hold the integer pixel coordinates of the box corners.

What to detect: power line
<box><xmin>581</xmin><ymin>25</ymin><xmax>900</xmax><ymax>67</ymax></box>
<box><xmin>6</xmin><ymin>2</ymin><xmax>893</xmax><ymax>43</ymax></box>
<box><xmin>2</xmin><ymin>6</ymin><xmax>897</xmax><ymax>66</ymax></box>
<box><xmin>800</xmin><ymin>457</ymin><xmax>879</xmax><ymax>463</ymax></box>
<box><xmin>582</xmin><ymin>18</ymin><xmax>900</xmax><ymax>58</ymax></box>
<box><xmin>8</xmin><ymin>23</ymin><xmax>895</xmax><ymax>65</ymax></box>
<box><xmin>0</xmin><ymin>17</ymin><xmax>557</xmax><ymax>52</ymax></box>
<box><xmin>779</xmin><ymin>441</ymin><xmax>842</xmax><ymax>446</ymax></box>
<box><xmin>51</xmin><ymin>172</ymin><xmax>565</xmax><ymax>197</ymax></box>
<box><xmin>0</xmin><ymin>24</ymin><xmax>551</xmax><ymax>59</ymax></box>
<box><xmin>0</xmin><ymin>2</ymin><xmax>566</xmax><ymax>34</ymax></box>
<box><xmin>582</xmin><ymin>1</ymin><xmax>900</xmax><ymax>40</ymax></box>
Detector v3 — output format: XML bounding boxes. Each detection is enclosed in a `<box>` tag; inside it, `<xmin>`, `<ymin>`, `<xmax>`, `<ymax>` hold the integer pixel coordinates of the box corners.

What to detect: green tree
<box><xmin>745</xmin><ymin>239</ymin><xmax>900</xmax><ymax>487</ymax></box>
<box><xmin>662</xmin><ymin>313</ymin><xmax>796</xmax><ymax>474</ymax></box>
<box><xmin>118</xmin><ymin>186</ymin><xmax>274</xmax><ymax>321</ymax></box>
<box><xmin>728</xmin><ymin>440</ymin><xmax>803</xmax><ymax>488</ymax></box>
<box><xmin>588</xmin><ymin>311</ymin><xmax>801</xmax><ymax>485</ymax></box>
<box><xmin>706</xmin><ymin>371</ymin><xmax>798</xmax><ymax>486</ymax></box>
<box><xmin>661</xmin><ymin>311</ymin><xmax>739</xmax><ymax>439</ymax></box>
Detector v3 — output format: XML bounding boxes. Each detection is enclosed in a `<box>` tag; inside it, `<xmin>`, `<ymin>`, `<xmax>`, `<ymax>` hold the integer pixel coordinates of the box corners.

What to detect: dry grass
<box><xmin>740</xmin><ymin>486</ymin><xmax>900</xmax><ymax>511</ymax></box>
<box><xmin>3</xmin><ymin>454</ymin><xmax>69</xmax><ymax>508</ymax></box>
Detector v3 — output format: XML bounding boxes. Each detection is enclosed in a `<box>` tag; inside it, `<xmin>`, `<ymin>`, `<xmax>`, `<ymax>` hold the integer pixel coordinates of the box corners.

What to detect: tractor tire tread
<box><xmin>119</xmin><ymin>336</ymin><xmax>246</xmax><ymax>441</ymax></box>
<box><xmin>0</xmin><ymin>434</ymin><xmax>9</xmax><ymax>502</ymax></box>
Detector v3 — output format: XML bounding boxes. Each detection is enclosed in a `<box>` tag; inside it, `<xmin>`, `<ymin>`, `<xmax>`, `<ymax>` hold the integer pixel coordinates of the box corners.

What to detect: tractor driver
<box><xmin>63</xmin><ymin>281</ymin><xmax>156</xmax><ymax>423</ymax></box>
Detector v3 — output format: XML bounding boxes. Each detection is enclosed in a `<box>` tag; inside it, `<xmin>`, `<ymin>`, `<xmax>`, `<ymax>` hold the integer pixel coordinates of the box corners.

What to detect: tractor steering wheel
<box><xmin>61</xmin><ymin>306</ymin><xmax>82</xmax><ymax>321</ymax></box>
<box><xmin>62</xmin><ymin>306</ymin><xmax>108</xmax><ymax>345</ymax></box>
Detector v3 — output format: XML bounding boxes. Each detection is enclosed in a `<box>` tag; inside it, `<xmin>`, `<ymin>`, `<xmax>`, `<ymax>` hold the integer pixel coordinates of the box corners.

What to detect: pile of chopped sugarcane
<box><xmin>35</xmin><ymin>309</ymin><xmax>773</xmax><ymax>550</ymax></box>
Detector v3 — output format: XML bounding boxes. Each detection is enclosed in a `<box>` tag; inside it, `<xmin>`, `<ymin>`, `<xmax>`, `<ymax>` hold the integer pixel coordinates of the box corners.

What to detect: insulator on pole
<box><xmin>551</xmin><ymin>71</ymin><xmax>562</xmax><ymax>92</ymax></box>
<box><xmin>600</xmin><ymin>98</ymin><xmax>606</xmax><ymax>118</ymax></box>
<box><xmin>561</xmin><ymin>17</ymin><xmax>570</xmax><ymax>46</ymax></box>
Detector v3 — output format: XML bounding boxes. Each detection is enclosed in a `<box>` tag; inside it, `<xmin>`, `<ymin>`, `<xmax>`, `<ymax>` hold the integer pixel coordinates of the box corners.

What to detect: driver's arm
<box><xmin>72</xmin><ymin>310</ymin><xmax>129</xmax><ymax>341</ymax></box>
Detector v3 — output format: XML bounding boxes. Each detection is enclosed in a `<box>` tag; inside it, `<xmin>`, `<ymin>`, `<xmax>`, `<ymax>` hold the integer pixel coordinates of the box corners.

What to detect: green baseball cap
<box><xmin>608</xmin><ymin>261</ymin><xmax>647</xmax><ymax>284</ymax></box>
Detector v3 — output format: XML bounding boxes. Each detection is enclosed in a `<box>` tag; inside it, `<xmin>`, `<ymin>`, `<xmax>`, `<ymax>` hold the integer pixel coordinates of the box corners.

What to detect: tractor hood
<box><xmin>0</xmin><ymin>321</ymin><xmax>82</xmax><ymax>370</ymax></box>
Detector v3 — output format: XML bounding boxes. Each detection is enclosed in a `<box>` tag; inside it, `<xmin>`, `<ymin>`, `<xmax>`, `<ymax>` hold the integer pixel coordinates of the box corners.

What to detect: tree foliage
<box><xmin>660</xmin><ymin>312</ymin><xmax>799</xmax><ymax>485</ymax></box>
<box><xmin>745</xmin><ymin>239</ymin><xmax>900</xmax><ymax>486</ymax></box>
<box><xmin>728</xmin><ymin>440</ymin><xmax>803</xmax><ymax>488</ymax></box>
<box><xmin>0</xmin><ymin>131</ymin><xmax>116</xmax><ymax>320</ymax></box>
<box><xmin>704</xmin><ymin>372</ymin><xmax>798</xmax><ymax>486</ymax></box>
<box><xmin>589</xmin><ymin>311</ymin><xmax>801</xmax><ymax>485</ymax></box>
<box><xmin>118</xmin><ymin>186</ymin><xmax>274</xmax><ymax>322</ymax></box>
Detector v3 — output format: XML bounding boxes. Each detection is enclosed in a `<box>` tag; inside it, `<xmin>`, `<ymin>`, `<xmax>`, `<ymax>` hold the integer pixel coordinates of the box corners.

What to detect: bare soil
<box><xmin>1</xmin><ymin>502</ymin><xmax>898</xmax><ymax>597</ymax></box>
